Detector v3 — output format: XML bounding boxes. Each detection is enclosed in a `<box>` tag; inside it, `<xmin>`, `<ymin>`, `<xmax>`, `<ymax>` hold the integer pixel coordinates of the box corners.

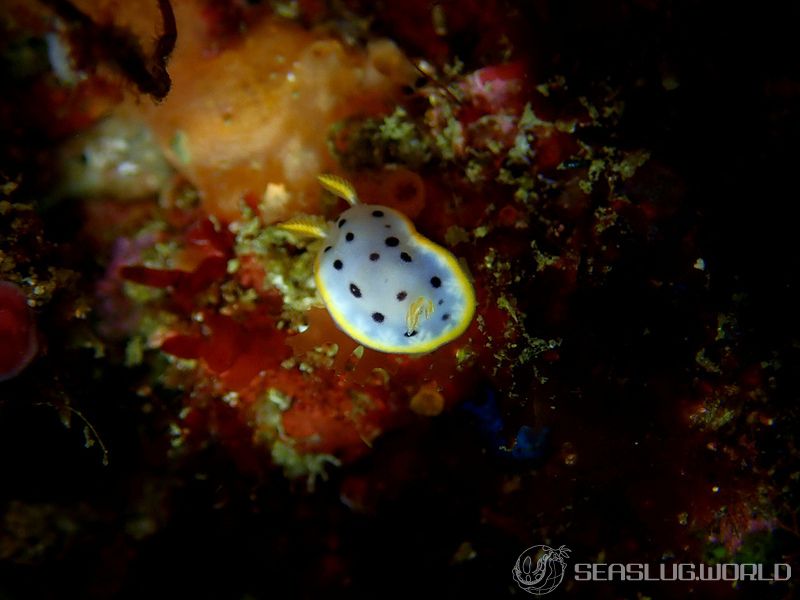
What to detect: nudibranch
<box><xmin>279</xmin><ymin>175</ymin><xmax>475</xmax><ymax>354</ymax></box>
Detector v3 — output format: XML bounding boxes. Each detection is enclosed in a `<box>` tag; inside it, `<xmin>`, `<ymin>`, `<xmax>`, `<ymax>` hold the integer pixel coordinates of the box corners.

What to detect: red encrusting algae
<box><xmin>0</xmin><ymin>281</ymin><xmax>38</xmax><ymax>382</ymax></box>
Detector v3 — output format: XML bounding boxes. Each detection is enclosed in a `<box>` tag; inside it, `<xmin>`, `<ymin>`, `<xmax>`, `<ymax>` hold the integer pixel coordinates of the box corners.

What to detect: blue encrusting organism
<box><xmin>461</xmin><ymin>386</ymin><xmax>548</xmax><ymax>462</ymax></box>
<box><xmin>279</xmin><ymin>175</ymin><xmax>476</xmax><ymax>354</ymax></box>
<box><xmin>508</xmin><ymin>425</ymin><xmax>549</xmax><ymax>461</ymax></box>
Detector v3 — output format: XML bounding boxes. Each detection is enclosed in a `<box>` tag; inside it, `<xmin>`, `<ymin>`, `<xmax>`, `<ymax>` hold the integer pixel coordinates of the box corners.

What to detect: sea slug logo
<box><xmin>512</xmin><ymin>542</ymin><xmax>791</xmax><ymax>592</ymax></box>
<box><xmin>512</xmin><ymin>544</ymin><xmax>571</xmax><ymax>595</ymax></box>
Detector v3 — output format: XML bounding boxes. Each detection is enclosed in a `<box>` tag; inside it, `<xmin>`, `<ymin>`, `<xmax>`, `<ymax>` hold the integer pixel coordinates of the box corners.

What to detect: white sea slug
<box><xmin>279</xmin><ymin>175</ymin><xmax>475</xmax><ymax>353</ymax></box>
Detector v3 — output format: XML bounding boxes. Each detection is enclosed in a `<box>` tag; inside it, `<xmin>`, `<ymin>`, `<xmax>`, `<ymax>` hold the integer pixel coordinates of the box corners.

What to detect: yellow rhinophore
<box><xmin>276</xmin><ymin>214</ymin><xmax>328</xmax><ymax>238</ymax></box>
<box><xmin>317</xmin><ymin>174</ymin><xmax>359</xmax><ymax>206</ymax></box>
